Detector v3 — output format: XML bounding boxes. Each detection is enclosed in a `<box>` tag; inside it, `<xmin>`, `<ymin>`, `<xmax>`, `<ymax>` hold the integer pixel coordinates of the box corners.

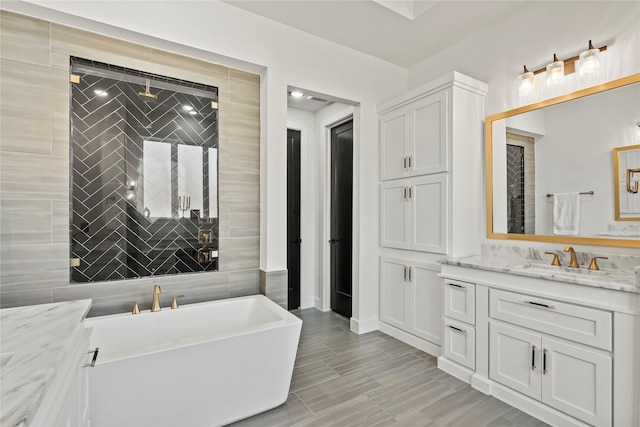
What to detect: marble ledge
<box><xmin>440</xmin><ymin>255</ymin><xmax>640</xmax><ymax>294</ymax></box>
<box><xmin>1</xmin><ymin>299</ymin><xmax>92</xmax><ymax>427</ymax></box>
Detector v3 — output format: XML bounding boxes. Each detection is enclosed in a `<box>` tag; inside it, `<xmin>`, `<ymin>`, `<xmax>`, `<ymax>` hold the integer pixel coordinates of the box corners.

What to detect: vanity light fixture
<box><xmin>518</xmin><ymin>66</ymin><xmax>535</xmax><ymax>95</ymax></box>
<box><xmin>579</xmin><ymin>40</ymin><xmax>601</xmax><ymax>76</ymax></box>
<box><xmin>546</xmin><ymin>54</ymin><xmax>564</xmax><ymax>87</ymax></box>
<box><xmin>517</xmin><ymin>40</ymin><xmax>607</xmax><ymax>93</ymax></box>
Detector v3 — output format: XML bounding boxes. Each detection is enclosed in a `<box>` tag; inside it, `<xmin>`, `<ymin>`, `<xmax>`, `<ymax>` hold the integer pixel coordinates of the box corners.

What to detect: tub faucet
<box><xmin>151</xmin><ymin>285</ymin><xmax>162</xmax><ymax>312</ymax></box>
<box><xmin>564</xmin><ymin>246</ymin><xmax>579</xmax><ymax>268</ymax></box>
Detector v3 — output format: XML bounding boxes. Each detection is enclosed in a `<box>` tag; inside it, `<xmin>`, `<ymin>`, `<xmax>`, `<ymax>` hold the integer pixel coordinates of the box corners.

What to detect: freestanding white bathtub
<box><xmin>84</xmin><ymin>294</ymin><xmax>302</xmax><ymax>427</ymax></box>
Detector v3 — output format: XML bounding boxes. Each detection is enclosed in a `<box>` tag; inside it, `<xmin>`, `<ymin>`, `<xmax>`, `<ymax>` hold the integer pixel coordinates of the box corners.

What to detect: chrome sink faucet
<box><xmin>151</xmin><ymin>285</ymin><xmax>162</xmax><ymax>312</ymax></box>
<box><xmin>564</xmin><ymin>246</ymin><xmax>579</xmax><ymax>268</ymax></box>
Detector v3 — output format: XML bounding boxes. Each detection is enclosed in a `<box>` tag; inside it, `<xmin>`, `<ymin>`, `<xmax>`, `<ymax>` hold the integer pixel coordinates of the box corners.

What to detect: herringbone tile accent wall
<box><xmin>70</xmin><ymin>58</ymin><xmax>219</xmax><ymax>282</ymax></box>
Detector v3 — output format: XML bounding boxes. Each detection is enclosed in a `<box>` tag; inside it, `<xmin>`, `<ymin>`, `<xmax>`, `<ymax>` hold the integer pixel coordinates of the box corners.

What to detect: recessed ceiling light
<box><xmin>94</xmin><ymin>89</ymin><xmax>108</xmax><ymax>97</ymax></box>
<box><xmin>290</xmin><ymin>91</ymin><xmax>304</xmax><ymax>98</ymax></box>
<box><xmin>183</xmin><ymin>105</ymin><xmax>194</xmax><ymax>111</ymax></box>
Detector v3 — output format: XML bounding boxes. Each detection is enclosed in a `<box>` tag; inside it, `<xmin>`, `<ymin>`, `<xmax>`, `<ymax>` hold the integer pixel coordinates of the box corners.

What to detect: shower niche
<box><xmin>69</xmin><ymin>57</ymin><xmax>219</xmax><ymax>283</ymax></box>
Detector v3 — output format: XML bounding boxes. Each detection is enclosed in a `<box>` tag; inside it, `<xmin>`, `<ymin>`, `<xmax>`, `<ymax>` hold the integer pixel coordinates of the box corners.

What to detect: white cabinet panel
<box><xmin>380</xmin><ymin>257</ymin><xmax>442</xmax><ymax>348</ymax></box>
<box><xmin>410</xmin><ymin>265</ymin><xmax>442</xmax><ymax>345</ymax></box>
<box><xmin>490</xmin><ymin>289</ymin><xmax>612</xmax><ymax>351</ymax></box>
<box><xmin>490</xmin><ymin>322</ymin><xmax>541</xmax><ymax>400</ymax></box>
<box><xmin>380</xmin><ymin>181</ymin><xmax>410</xmax><ymax>249</ymax></box>
<box><xmin>380</xmin><ymin>175</ymin><xmax>448</xmax><ymax>254</ymax></box>
<box><xmin>380</xmin><ymin>258</ymin><xmax>409</xmax><ymax>329</ymax></box>
<box><xmin>411</xmin><ymin>91</ymin><xmax>447</xmax><ymax>176</ymax></box>
<box><xmin>542</xmin><ymin>337</ymin><xmax>612</xmax><ymax>427</ymax></box>
<box><xmin>380</xmin><ymin>110</ymin><xmax>407</xmax><ymax>180</ymax></box>
<box><xmin>443</xmin><ymin>319</ymin><xmax>475</xmax><ymax>370</ymax></box>
<box><xmin>379</xmin><ymin>91</ymin><xmax>448</xmax><ymax>181</ymax></box>
<box><xmin>444</xmin><ymin>280</ymin><xmax>475</xmax><ymax>324</ymax></box>
<box><xmin>411</xmin><ymin>175</ymin><xmax>447</xmax><ymax>253</ymax></box>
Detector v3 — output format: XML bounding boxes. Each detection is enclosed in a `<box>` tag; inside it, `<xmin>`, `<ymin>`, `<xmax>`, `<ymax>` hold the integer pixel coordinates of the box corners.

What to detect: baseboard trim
<box><xmin>350</xmin><ymin>317</ymin><xmax>378</xmax><ymax>334</ymax></box>
<box><xmin>470</xmin><ymin>373</ymin><xmax>491</xmax><ymax>395</ymax></box>
<box><xmin>491</xmin><ymin>382</ymin><xmax>588</xmax><ymax>427</ymax></box>
<box><xmin>437</xmin><ymin>356</ymin><xmax>474</xmax><ymax>383</ymax></box>
<box><xmin>378</xmin><ymin>322</ymin><xmax>441</xmax><ymax>357</ymax></box>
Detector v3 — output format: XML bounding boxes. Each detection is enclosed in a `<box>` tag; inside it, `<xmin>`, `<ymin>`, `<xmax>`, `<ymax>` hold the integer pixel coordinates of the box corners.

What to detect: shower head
<box><xmin>138</xmin><ymin>79</ymin><xmax>157</xmax><ymax>103</ymax></box>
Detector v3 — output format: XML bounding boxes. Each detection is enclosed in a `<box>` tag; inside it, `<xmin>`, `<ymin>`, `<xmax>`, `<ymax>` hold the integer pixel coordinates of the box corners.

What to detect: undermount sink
<box><xmin>518</xmin><ymin>263</ymin><xmax>607</xmax><ymax>277</ymax></box>
<box><xmin>0</xmin><ymin>352</ymin><xmax>14</xmax><ymax>368</ymax></box>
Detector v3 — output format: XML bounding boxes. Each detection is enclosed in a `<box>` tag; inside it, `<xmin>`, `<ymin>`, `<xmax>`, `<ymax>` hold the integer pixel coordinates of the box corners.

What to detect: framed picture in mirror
<box><xmin>614</xmin><ymin>144</ymin><xmax>640</xmax><ymax>221</ymax></box>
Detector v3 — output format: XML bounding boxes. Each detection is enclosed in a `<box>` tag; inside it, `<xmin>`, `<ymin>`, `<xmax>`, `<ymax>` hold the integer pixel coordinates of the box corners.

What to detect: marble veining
<box><xmin>442</xmin><ymin>250</ymin><xmax>639</xmax><ymax>293</ymax></box>
<box><xmin>0</xmin><ymin>300</ymin><xmax>91</xmax><ymax>427</ymax></box>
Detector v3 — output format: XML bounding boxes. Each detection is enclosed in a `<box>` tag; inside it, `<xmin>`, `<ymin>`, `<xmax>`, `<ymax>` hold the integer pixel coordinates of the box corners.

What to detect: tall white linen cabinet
<box><xmin>377</xmin><ymin>72</ymin><xmax>488</xmax><ymax>355</ymax></box>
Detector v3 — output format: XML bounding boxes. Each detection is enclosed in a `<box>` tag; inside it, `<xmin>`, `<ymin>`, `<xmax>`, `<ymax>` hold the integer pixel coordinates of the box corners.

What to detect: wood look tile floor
<box><xmin>230</xmin><ymin>308</ymin><xmax>549</xmax><ymax>427</ymax></box>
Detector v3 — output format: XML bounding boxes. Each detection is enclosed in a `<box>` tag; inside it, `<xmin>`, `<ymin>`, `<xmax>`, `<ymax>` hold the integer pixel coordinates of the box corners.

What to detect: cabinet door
<box><xmin>380</xmin><ymin>109</ymin><xmax>408</xmax><ymax>180</ymax></box>
<box><xmin>408</xmin><ymin>263</ymin><xmax>442</xmax><ymax>345</ymax></box>
<box><xmin>541</xmin><ymin>337</ymin><xmax>612</xmax><ymax>426</ymax></box>
<box><xmin>410</xmin><ymin>175</ymin><xmax>447</xmax><ymax>253</ymax></box>
<box><xmin>380</xmin><ymin>257</ymin><xmax>409</xmax><ymax>329</ymax></box>
<box><xmin>489</xmin><ymin>322</ymin><xmax>541</xmax><ymax>400</ymax></box>
<box><xmin>409</xmin><ymin>91</ymin><xmax>447</xmax><ymax>176</ymax></box>
<box><xmin>380</xmin><ymin>181</ymin><xmax>410</xmax><ymax>249</ymax></box>
<box><xmin>443</xmin><ymin>319</ymin><xmax>475</xmax><ymax>370</ymax></box>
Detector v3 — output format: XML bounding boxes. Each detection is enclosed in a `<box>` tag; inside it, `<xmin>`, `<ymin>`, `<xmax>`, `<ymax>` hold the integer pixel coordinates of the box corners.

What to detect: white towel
<box><xmin>553</xmin><ymin>192</ymin><xmax>580</xmax><ymax>236</ymax></box>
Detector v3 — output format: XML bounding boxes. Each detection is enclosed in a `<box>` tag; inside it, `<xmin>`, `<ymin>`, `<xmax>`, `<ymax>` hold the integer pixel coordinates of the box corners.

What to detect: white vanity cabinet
<box><xmin>490</xmin><ymin>322</ymin><xmax>612</xmax><ymax>426</ymax></box>
<box><xmin>379</xmin><ymin>257</ymin><xmax>442</xmax><ymax>354</ymax></box>
<box><xmin>380</xmin><ymin>175</ymin><xmax>448</xmax><ymax>253</ymax></box>
<box><xmin>31</xmin><ymin>326</ymin><xmax>93</xmax><ymax>427</ymax></box>
<box><xmin>442</xmin><ymin>280</ymin><xmax>476</xmax><ymax>370</ymax></box>
<box><xmin>439</xmin><ymin>261</ymin><xmax>640</xmax><ymax>427</ymax></box>
<box><xmin>379</xmin><ymin>90</ymin><xmax>447</xmax><ymax>181</ymax></box>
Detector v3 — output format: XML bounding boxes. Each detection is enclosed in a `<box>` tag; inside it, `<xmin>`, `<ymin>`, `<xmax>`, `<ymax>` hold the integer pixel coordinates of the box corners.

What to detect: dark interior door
<box><xmin>330</xmin><ymin>120</ymin><xmax>353</xmax><ymax>318</ymax></box>
<box><xmin>287</xmin><ymin>129</ymin><xmax>301</xmax><ymax>310</ymax></box>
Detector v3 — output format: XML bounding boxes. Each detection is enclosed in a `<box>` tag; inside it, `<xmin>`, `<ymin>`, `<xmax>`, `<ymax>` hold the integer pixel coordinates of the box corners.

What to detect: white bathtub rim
<box><xmin>84</xmin><ymin>294</ymin><xmax>302</xmax><ymax>365</ymax></box>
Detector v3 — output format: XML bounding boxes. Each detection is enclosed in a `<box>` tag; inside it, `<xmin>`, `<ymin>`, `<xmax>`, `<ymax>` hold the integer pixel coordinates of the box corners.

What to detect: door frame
<box><xmin>320</xmin><ymin>107</ymin><xmax>357</xmax><ymax>315</ymax></box>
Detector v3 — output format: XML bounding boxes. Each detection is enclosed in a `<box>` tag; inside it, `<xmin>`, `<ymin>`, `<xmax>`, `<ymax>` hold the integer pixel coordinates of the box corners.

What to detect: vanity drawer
<box><xmin>443</xmin><ymin>318</ymin><xmax>475</xmax><ymax>370</ymax></box>
<box><xmin>489</xmin><ymin>289</ymin><xmax>612</xmax><ymax>351</ymax></box>
<box><xmin>444</xmin><ymin>280</ymin><xmax>475</xmax><ymax>325</ymax></box>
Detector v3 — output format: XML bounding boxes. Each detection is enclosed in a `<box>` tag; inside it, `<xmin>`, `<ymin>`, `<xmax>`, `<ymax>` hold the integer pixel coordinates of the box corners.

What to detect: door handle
<box><xmin>543</xmin><ymin>349</ymin><xmax>548</xmax><ymax>374</ymax></box>
<box><xmin>531</xmin><ymin>345</ymin><xmax>536</xmax><ymax>371</ymax></box>
<box><xmin>328</xmin><ymin>238</ymin><xmax>336</xmax><ymax>244</ymax></box>
<box><xmin>292</xmin><ymin>238</ymin><xmax>302</xmax><ymax>244</ymax></box>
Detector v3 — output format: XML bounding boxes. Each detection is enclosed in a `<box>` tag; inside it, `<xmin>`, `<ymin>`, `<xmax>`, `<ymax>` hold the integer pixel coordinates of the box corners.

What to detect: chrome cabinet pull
<box><xmin>408</xmin><ymin>186</ymin><xmax>412</xmax><ymax>200</ymax></box>
<box><xmin>83</xmin><ymin>347</ymin><xmax>99</xmax><ymax>368</ymax></box>
<box><xmin>407</xmin><ymin>266</ymin><xmax>412</xmax><ymax>281</ymax></box>
<box><xmin>448</xmin><ymin>283</ymin><xmax>466</xmax><ymax>289</ymax></box>
<box><xmin>403</xmin><ymin>266</ymin><xmax>407</xmax><ymax>281</ymax></box>
<box><xmin>403</xmin><ymin>156</ymin><xmax>407</xmax><ymax>171</ymax></box>
<box><xmin>408</xmin><ymin>155</ymin><xmax>412</xmax><ymax>170</ymax></box>
<box><xmin>531</xmin><ymin>345</ymin><xmax>537</xmax><ymax>370</ymax></box>
<box><xmin>543</xmin><ymin>349</ymin><xmax>548</xmax><ymax>374</ymax></box>
<box><xmin>524</xmin><ymin>300</ymin><xmax>555</xmax><ymax>309</ymax></box>
<box><xmin>447</xmin><ymin>325</ymin><xmax>467</xmax><ymax>334</ymax></box>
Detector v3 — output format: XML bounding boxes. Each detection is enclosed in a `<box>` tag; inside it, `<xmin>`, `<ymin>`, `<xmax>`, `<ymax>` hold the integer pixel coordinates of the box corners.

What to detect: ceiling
<box><xmin>222</xmin><ymin>0</ymin><xmax>531</xmax><ymax>69</ymax></box>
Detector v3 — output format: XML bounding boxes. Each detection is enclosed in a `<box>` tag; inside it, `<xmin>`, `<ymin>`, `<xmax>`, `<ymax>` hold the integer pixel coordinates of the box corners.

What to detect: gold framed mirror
<box><xmin>486</xmin><ymin>73</ymin><xmax>640</xmax><ymax>248</ymax></box>
<box><xmin>614</xmin><ymin>144</ymin><xmax>640</xmax><ymax>222</ymax></box>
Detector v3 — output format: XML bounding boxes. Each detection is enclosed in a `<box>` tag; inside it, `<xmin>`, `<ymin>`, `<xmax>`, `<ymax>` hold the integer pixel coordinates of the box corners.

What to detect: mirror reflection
<box><xmin>487</xmin><ymin>74</ymin><xmax>640</xmax><ymax>246</ymax></box>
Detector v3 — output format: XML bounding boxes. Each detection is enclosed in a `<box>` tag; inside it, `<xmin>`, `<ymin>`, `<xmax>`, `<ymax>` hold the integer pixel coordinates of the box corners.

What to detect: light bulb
<box><xmin>546</xmin><ymin>54</ymin><xmax>564</xmax><ymax>87</ymax></box>
<box><xmin>579</xmin><ymin>40</ymin><xmax>600</xmax><ymax>76</ymax></box>
<box><xmin>518</xmin><ymin>65</ymin><xmax>535</xmax><ymax>95</ymax></box>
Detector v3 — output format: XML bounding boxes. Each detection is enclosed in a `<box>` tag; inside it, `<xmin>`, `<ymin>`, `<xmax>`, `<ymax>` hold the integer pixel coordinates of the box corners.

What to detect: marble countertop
<box><xmin>440</xmin><ymin>255</ymin><xmax>640</xmax><ymax>293</ymax></box>
<box><xmin>1</xmin><ymin>299</ymin><xmax>92</xmax><ymax>427</ymax></box>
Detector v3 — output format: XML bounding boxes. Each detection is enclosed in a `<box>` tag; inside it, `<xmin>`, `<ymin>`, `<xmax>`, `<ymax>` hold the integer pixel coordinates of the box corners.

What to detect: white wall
<box><xmin>6</xmin><ymin>0</ymin><xmax>407</xmax><ymax>328</ymax></box>
<box><xmin>286</xmin><ymin>107</ymin><xmax>316</xmax><ymax>309</ymax></box>
<box><xmin>408</xmin><ymin>1</ymin><xmax>640</xmax><ymax>115</ymax></box>
<box><xmin>409</xmin><ymin>0</ymin><xmax>640</xmax><ymax>255</ymax></box>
